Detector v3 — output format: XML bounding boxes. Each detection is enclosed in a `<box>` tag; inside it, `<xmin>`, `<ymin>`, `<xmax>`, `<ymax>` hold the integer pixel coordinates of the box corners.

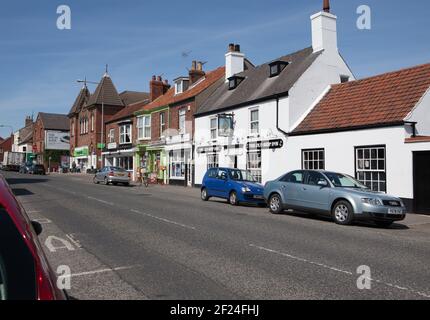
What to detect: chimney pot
<box><xmin>197</xmin><ymin>61</ymin><xmax>203</xmax><ymax>71</ymax></box>
<box><xmin>234</xmin><ymin>44</ymin><xmax>241</xmax><ymax>52</ymax></box>
<box><xmin>157</xmin><ymin>75</ymin><xmax>162</xmax><ymax>81</ymax></box>
<box><xmin>191</xmin><ymin>60</ymin><xmax>197</xmax><ymax>70</ymax></box>
<box><xmin>228</xmin><ymin>43</ymin><xmax>235</xmax><ymax>52</ymax></box>
<box><xmin>152</xmin><ymin>75</ymin><xmax>156</xmax><ymax>80</ymax></box>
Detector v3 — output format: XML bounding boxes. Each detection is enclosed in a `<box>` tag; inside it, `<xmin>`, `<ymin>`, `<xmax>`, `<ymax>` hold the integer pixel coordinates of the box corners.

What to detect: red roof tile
<box><xmin>294</xmin><ymin>63</ymin><xmax>430</xmax><ymax>134</ymax></box>
<box><xmin>132</xmin><ymin>66</ymin><xmax>225</xmax><ymax>113</ymax></box>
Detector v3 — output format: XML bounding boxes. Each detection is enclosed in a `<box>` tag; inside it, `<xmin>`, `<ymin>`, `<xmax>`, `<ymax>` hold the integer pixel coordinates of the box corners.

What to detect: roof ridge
<box><xmin>332</xmin><ymin>61</ymin><xmax>430</xmax><ymax>88</ymax></box>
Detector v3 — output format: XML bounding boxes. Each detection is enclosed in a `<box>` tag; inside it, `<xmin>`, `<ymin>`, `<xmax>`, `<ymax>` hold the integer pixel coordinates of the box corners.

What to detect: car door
<box><xmin>279</xmin><ymin>171</ymin><xmax>304</xmax><ymax>207</ymax></box>
<box><xmin>97</xmin><ymin>167</ymin><xmax>106</xmax><ymax>181</ymax></box>
<box><xmin>300</xmin><ymin>171</ymin><xmax>331</xmax><ymax>211</ymax></box>
<box><xmin>204</xmin><ymin>169</ymin><xmax>218</xmax><ymax>196</ymax></box>
<box><xmin>214</xmin><ymin>169</ymin><xmax>229</xmax><ymax>198</ymax></box>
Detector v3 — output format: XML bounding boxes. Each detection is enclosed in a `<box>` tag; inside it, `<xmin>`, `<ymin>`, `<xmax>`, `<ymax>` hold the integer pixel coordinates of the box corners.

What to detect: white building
<box><xmin>194</xmin><ymin>2</ymin><xmax>354</xmax><ymax>184</ymax></box>
<box><xmin>286</xmin><ymin>63</ymin><xmax>430</xmax><ymax>213</ymax></box>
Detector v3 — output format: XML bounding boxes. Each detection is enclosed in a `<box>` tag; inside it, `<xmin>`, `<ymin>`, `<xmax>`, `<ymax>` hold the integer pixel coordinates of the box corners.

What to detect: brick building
<box><xmin>131</xmin><ymin>62</ymin><xmax>225</xmax><ymax>186</ymax></box>
<box><xmin>0</xmin><ymin>136</ymin><xmax>13</xmax><ymax>164</ymax></box>
<box><xmin>32</xmin><ymin>112</ymin><xmax>69</xmax><ymax>171</ymax></box>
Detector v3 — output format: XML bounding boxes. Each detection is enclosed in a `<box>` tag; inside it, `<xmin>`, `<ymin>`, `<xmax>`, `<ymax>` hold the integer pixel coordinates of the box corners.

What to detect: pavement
<box><xmin>2</xmin><ymin>171</ymin><xmax>430</xmax><ymax>300</ymax></box>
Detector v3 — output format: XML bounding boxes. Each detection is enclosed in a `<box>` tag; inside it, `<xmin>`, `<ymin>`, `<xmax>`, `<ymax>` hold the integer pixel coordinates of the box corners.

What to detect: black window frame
<box><xmin>227</xmin><ymin>76</ymin><xmax>245</xmax><ymax>90</ymax></box>
<box><xmin>268</xmin><ymin>61</ymin><xmax>289</xmax><ymax>78</ymax></box>
<box><xmin>302</xmin><ymin>148</ymin><xmax>325</xmax><ymax>170</ymax></box>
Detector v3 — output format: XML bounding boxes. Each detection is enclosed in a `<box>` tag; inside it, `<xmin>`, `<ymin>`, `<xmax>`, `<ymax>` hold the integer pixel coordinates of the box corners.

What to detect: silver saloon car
<box><xmin>93</xmin><ymin>166</ymin><xmax>130</xmax><ymax>186</ymax></box>
<box><xmin>264</xmin><ymin>170</ymin><xmax>406</xmax><ymax>227</ymax></box>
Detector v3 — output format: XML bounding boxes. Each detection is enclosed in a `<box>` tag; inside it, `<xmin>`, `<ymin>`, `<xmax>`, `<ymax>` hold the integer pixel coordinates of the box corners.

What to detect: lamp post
<box><xmin>77</xmin><ymin>76</ymin><xmax>105</xmax><ymax>168</ymax></box>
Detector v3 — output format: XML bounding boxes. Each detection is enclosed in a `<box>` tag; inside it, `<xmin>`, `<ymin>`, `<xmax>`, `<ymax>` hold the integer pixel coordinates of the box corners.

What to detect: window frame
<box><xmin>207</xmin><ymin>153</ymin><xmax>219</xmax><ymax>170</ymax></box>
<box><xmin>355</xmin><ymin>145</ymin><xmax>387</xmax><ymax>193</ymax></box>
<box><xmin>210</xmin><ymin>117</ymin><xmax>217</xmax><ymax>140</ymax></box>
<box><xmin>178</xmin><ymin>108</ymin><xmax>186</xmax><ymax>135</ymax></box>
<box><xmin>249</xmin><ymin>108</ymin><xmax>259</xmax><ymax>136</ymax></box>
<box><xmin>137</xmin><ymin>115</ymin><xmax>151</xmax><ymax>140</ymax></box>
<box><xmin>160</xmin><ymin>112</ymin><xmax>166</xmax><ymax>137</ymax></box>
<box><xmin>119</xmin><ymin>123</ymin><xmax>132</xmax><ymax>145</ymax></box>
<box><xmin>247</xmin><ymin>151</ymin><xmax>262</xmax><ymax>183</ymax></box>
<box><xmin>302</xmin><ymin>148</ymin><xmax>325</xmax><ymax>171</ymax></box>
<box><xmin>109</xmin><ymin>128</ymin><xmax>115</xmax><ymax>143</ymax></box>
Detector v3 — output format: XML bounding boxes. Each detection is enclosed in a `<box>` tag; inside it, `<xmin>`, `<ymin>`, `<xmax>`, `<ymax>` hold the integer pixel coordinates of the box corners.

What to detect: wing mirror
<box><xmin>31</xmin><ymin>221</ymin><xmax>43</xmax><ymax>236</ymax></box>
<box><xmin>317</xmin><ymin>180</ymin><xmax>329</xmax><ymax>187</ymax></box>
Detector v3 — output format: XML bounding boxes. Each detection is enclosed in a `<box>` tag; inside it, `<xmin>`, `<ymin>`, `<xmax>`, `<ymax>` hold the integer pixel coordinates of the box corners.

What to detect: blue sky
<box><xmin>1</xmin><ymin>0</ymin><xmax>430</xmax><ymax>138</ymax></box>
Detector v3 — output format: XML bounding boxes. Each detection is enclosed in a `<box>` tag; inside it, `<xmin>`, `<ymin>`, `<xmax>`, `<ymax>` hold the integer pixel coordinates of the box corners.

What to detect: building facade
<box><xmin>32</xmin><ymin>112</ymin><xmax>70</xmax><ymax>171</ymax></box>
<box><xmin>133</xmin><ymin>63</ymin><xmax>225</xmax><ymax>186</ymax></box>
<box><xmin>194</xmin><ymin>4</ymin><xmax>353</xmax><ymax>185</ymax></box>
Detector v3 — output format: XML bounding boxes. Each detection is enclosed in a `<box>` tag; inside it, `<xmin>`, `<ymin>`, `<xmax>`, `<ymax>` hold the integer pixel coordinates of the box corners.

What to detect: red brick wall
<box><xmin>0</xmin><ymin>137</ymin><xmax>12</xmax><ymax>163</ymax></box>
<box><xmin>32</xmin><ymin>116</ymin><xmax>45</xmax><ymax>154</ymax></box>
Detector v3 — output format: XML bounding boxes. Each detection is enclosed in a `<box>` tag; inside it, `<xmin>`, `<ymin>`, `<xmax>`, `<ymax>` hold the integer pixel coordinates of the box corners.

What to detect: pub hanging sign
<box><xmin>247</xmin><ymin>139</ymin><xmax>284</xmax><ymax>151</ymax></box>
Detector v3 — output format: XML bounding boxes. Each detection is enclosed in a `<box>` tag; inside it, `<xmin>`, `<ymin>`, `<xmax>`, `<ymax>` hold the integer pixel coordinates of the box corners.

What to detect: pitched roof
<box><xmin>195</xmin><ymin>47</ymin><xmax>321</xmax><ymax>116</ymax></box>
<box><xmin>0</xmin><ymin>137</ymin><xmax>3</xmax><ymax>143</ymax></box>
<box><xmin>106</xmin><ymin>99</ymin><xmax>151</xmax><ymax>123</ymax></box>
<box><xmin>133</xmin><ymin>66</ymin><xmax>225</xmax><ymax>113</ymax></box>
<box><xmin>293</xmin><ymin>63</ymin><xmax>430</xmax><ymax>135</ymax></box>
<box><xmin>18</xmin><ymin>123</ymin><xmax>34</xmax><ymax>145</ymax></box>
<box><xmin>119</xmin><ymin>91</ymin><xmax>150</xmax><ymax>106</ymax></box>
<box><xmin>38</xmin><ymin>112</ymin><xmax>69</xmax><ymax>131</ymax></box>
<box><xmin>68</xmin><ymin>86</ymin><xmax>91</xmax><ymax>116</ymax></box>
<box><xmin>87</xmin><ymin>75</ymin><xmax>124</xmax><ymax>107</ymax></box>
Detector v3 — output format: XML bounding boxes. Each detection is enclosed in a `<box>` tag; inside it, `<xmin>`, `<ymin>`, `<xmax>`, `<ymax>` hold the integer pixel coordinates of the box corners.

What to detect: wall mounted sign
<box><xmin>197</xmin><ymin>145</ymin><xmax>222</xmax><ymax>154</ymax></box>
<box><xmin>247</xmin><ymin>139</ymin><xmax>284</xmax><ymax>151</ymax></box>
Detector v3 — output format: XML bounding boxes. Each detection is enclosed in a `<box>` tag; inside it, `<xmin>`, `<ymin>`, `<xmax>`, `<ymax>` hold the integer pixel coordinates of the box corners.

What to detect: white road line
<box><xmin>250</xmin><ymin>244</ymin><xmax>430</xmax><ymax>299</ymax></box>
<box><xmin>66</xmin><ymin>234</ymin><xmax>82</xmax><ymax>249</ymax></box>
<box><xmin>65</xmin><ymin>266</ymin><xmax>135</xmax><ymax>278</ymax></box>
<box><xmin>130</xmin><ymin>209</ymin><xmax>196</xmax><ymax>230</ymax></box>
<box><xmin>87</xmin><ymin>196</ymin><xmax>114</xmax><ymax>206</ymax></box>
<box><xmin>27</xmin><ymin>210</ymin><xmax>40</xmax><ymax>213</ymax></box>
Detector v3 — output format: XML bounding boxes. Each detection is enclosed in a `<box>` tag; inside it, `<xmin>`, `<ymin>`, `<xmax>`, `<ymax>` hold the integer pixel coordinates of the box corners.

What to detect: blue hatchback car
<box><xmin>201</xmin><ymin>168</ymin><xmax>266</xmax><ymax>206</ymax></box>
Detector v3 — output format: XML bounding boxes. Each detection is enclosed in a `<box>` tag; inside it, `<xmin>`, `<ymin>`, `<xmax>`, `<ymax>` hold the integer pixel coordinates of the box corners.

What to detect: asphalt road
<box><xmin>3</xmin><ymin>171</ymin><xmax>430</xmax><ymax>300</ymax></box>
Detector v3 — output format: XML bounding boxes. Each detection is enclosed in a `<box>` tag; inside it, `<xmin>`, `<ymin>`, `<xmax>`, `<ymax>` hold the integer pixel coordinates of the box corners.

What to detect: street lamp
<box><xmin>77</xmin><ymin>75</ymin><xmax>105</xmax><ymax>168</ymax></box>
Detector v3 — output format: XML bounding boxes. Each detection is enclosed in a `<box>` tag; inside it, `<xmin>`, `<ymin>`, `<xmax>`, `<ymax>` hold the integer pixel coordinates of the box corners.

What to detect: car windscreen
<box><xmin>324</xmin><ymin>172</ymin><xmax>368</xmax><ymax>189</ymax></box>
<box><xmin>111</xmin><ymin>167</ymin><xmax>127</xmax><ymax>172</ymax></box>
<box><xmin>229</xmin><ymin>169</ymin><xmax>257</xmax><ymax>182</ymax></box>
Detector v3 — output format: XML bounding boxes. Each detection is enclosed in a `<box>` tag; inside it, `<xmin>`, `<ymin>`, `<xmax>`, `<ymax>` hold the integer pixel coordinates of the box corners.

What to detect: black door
<box><xmin>413</xmin><ymin>151</ymin><xmax>430</xmax><ymax>214</ymax></box>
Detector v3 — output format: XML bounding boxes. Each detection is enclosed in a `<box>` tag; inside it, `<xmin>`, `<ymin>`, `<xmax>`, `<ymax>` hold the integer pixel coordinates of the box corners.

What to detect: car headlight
<box><xmin>362</xmin><ymin>198</ymin><xmax>383</xmax><ymax>206</ymax></box>
<box><xmin>241</xmin><ymin>186</ymin><xmax>251</xmax><ymax>193</ymax></box>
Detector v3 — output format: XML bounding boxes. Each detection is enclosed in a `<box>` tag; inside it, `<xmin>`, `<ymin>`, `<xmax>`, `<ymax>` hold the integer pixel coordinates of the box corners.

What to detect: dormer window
<box><xmin>269</xmin><ymin>61</ymin><xmax>289</xmax><ymax>78</ymax></box>
<box><xmin>228</xmin><ymin>75</ymin><xmax>245</xmax><ymax>90</ymax></box>
<box><xmin>174</xmin><ymin>77</ymin><xmax>190</xmax><ymax>94</ymax></box>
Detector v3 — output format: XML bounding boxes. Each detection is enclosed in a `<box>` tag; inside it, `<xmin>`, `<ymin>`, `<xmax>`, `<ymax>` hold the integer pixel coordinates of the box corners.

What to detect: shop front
<box><xmin>144</xmin><ymin>146</ymin><xmax>167</xmax><ymax>184</ymax></box>
<box><xmin>103</xmin><ymin>142</ymin><xmax>136</xmax><ymax>180</ymax></box>
<box><xmin>166</xmin><ymin>134</ymin><xmax>193</xmax><ymax>186</ymax></box>
<box><xmin>71</xmin><ymin>146</ymin><xmax>90</xmax><ymax>172</ymax></box>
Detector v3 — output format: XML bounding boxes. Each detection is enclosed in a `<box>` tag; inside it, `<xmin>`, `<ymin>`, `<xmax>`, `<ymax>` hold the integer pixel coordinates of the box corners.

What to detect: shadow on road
<box><xmin>11</xmin><ymin>188</ymin><xmax>34</xmax><ymax>196</ymax></box>
<box><xmin>5</xmin><ymin>177</ymin><xmax>49</xmax><ymax>185</ymax></box>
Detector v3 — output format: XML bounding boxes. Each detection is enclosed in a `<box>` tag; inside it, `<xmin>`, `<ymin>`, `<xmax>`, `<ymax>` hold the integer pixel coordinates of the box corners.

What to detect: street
<box><xmin>3</xmin><ymin>171</ymin><xmax>430</xmax><ymax>300</ymax></box>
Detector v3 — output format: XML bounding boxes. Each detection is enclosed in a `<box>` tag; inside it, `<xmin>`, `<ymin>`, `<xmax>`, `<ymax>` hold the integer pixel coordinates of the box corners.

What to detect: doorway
<box><xmin>413</xmin><ymin>151</ymin><xmax>430</xmax><ymax>214</ymax></box>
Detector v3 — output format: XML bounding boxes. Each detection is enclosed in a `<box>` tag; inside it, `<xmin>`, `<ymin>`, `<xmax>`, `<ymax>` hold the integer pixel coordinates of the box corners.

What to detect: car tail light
<box><xmin>108</xmin><ymin>172</ymin><xmax>114</xmax><ymax>177</ymax></box>
<box><xmin>35</xmin><ymin>262</ymin><xmax>55</xmax><ymax>300</ymax></box>
<box><xmin>128</xmin><ymin>172</ymin><xmax>131</xmax><ymax>178</ymax></box>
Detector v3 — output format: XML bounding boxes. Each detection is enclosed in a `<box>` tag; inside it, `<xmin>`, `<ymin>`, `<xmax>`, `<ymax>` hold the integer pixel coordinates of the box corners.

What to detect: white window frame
<box><xmin>119</xmin><ymin>124</ymin><xmax>132</xmax><ymax>145</ymax></box>
<box><xmin>355</xmin><ymin>145</ymin><xmax>386</xmax><ymax>193</ymax></box>
<box><xmin>160</xmin><ymin>112</ymin><xmax>166</xmax><ymax>137</ymax></box>
<box><xmin>179</xmin><ymin>109</ymin><xmax>186</xmax><ymax>135</ymax></box>
<box><xmin>249</xmin><ymin>108</ymin><xmax>259</xmax><ymax>136</ymax></box>
<box><xmin>109</xmin><ymin>128</ymin><xmax>115</xmax><ymax>143</ymax></box>
<box><xmin>247</xmin><ymin>151</ymin><xmax>262</xmax><ymax>183</ymax></box>
<box><xmin>207</xmin><ymin>153</ymin><xmax>219</xmax><ymax>170</ymax></box>
<box><xmin>137</xmin><ymin>115</ymin><xmax>151</xmax><ymax>140</ymax></box>
<box><xmin>302</xmin><ymin>149</ymin><xmax>325</xmax><ymax>170</ymax></box>
<box><xmin>91</xmin><ymin>114</ymin><xmax>94</xmax><ymax>132</ymax></box>
<box><xmin>210</xmin><ymin>117</ymin><xmax>217</xmax><ymax>140</ymax></box>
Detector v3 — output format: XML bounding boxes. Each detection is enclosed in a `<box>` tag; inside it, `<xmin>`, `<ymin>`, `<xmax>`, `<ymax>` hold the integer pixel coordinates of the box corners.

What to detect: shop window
<box><xmin>355</xmin><ymin>145</ymin><xmax>386</xmax><ymax>192</ymax></box>
<box><xmin>207</xmin><ymin>153</ymin><xmax>219</xmax><ymax>170</ymax></box>
<box><xmin>170</xmin><ymin>150</ymin><xmax>189</xmax><ymax>179</ymax></box>
<box><xmin>302</xmin><ymin>149</ymin><xmax>325</xmax><ymax>170</ymax></box>
<box><xmin>247</xmin><ymin>151</ymin><xmax>262</xmax><ymax>183</ymax></box>
<box><xmin>119</xmin><ymin>124</ymin><xmax>132</xmax><ymax>144</ymax></box>
<box><xmin>117</xmin><ymin>156</ymin><xmax>133</xmax><ymax>171</ymax></box>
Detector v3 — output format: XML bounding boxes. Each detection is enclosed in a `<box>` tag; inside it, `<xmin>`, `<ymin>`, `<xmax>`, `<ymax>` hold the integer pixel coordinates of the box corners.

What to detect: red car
<box><xmin>0</xmin><ymin>174</ymin><xmax>67</xmax><ymax>300</ymax></box>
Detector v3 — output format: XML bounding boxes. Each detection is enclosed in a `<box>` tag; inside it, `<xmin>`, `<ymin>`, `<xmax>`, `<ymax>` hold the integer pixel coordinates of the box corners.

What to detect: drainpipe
<box><xmin>276</xmin><ymin>95</ymin><xmax>289</xmax><ymax>137</ymax></box>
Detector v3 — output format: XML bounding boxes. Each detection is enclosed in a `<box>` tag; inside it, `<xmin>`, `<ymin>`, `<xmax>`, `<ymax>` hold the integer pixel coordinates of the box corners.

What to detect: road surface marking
<box><xmin>45</xmin><ymin>235</ymin><xmax>76</xmax><ymax>252</ymax></box>
<box><xmin>87</xmin><ymin>196</ymin><xmax>114</xmax><ymax>206</ymax></box>
<box><xmin>64</xmin><ymin>266</ymin><xmax>135</xmax><ymax>278</ymax></box>
<box><xmin>130</xmin><ymin>209</ymin><xmax>196</xmax><ymax>230</ymax></box>
<box><xmin>32</xmin><ymin>218</ymin><xmax>52</xmax><ymax>224</ymax></box>
<box><xmin>27</xmin><ymin>210</ymin><xmax>40</xmax><ymax>213</ymax></box>
<box><xmin>66</xmin><ymin>234</ymin><xmax>82</xmax><ymax>248</ymax></box>
<box><xmin>250</xmin><ymin>244</ymin><xmax>430</xmax><ymax>299</ymax></box>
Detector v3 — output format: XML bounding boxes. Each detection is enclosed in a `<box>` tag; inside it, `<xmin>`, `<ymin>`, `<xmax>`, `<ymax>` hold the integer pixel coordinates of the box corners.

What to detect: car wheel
<box><xmin>229</xmin><ymin>191</ymin><xmax>238</xmax><ymax>206</ymax></box>
<box><xmin>93</xmin><ymin>176</ymin><xmax>99</xmax><ymax>184</ymax></box>
<box><xmin>375</xmin><ymin>221</ymin><xmax>393</xmax><ymax>228</ymax></box>
<box><xmin>332</xmin><ymin>201</ymin><xmax>354</xmax><ymax>225</ymax></box>
<box><xmin>201</xmin><ymin>188</ymin><xmax>209</xmax><ymax>201</ymax></box>
<box><xmin>104</xmin><ymin>177</ymin><xmax>109</xmax><ymax>185</ymax></box>
<box><xmin>269</xmin><ymin>194</ymin><xmax>283</xmax><ymax>214</ymax></box>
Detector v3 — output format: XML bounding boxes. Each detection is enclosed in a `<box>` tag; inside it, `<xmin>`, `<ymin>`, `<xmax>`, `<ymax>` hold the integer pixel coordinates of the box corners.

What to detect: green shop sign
<box><xmin>74</xmin><ymin>147</ymin><xmax>89</xmax><ymax>157</ymax></box>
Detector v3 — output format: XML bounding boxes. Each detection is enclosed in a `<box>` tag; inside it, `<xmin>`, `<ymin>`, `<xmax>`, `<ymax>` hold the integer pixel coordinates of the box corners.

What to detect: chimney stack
<box><xmin>225</xmin><ymin>43</ymin><xmax>245</xmax><ymax>81</ymax></box>
<box><xmin>150</xmin><ymin>75</ymin><xmax>170</xmax><ymax>102</ymax></box>
<box><xmin>189</xmin><ymin>60</ymin><xmax>205</xmax><ymax>85</ymax></box>
<box><xmin>311</xmin><ymin>0</ymin><xmax>338</xmax><ymax>53</ymax></box>
<box><xmin>25</xmin><ymin>115</ymin><xmax>33</xmax><ymax>128</ymax></box>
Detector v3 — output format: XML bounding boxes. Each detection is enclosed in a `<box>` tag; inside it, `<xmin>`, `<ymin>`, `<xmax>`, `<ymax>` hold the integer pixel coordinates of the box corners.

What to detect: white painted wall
<box><xmin>405</xmin><ymin>87</ymin><xmax>430</xmax><ymax>136</ymax></box>
<box><xmin>285</xmin><ymin>126</ymin><xmax>430</xmax><ymax>200</ymax></box>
